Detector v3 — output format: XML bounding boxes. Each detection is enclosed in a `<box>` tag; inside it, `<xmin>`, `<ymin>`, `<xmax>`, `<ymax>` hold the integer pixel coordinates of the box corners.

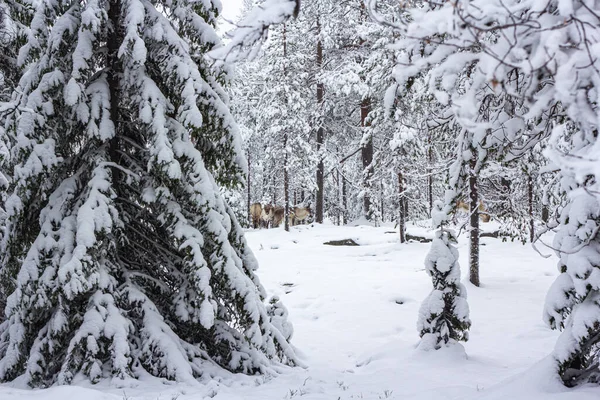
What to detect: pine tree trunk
<box><xmin>380</xmin><ymin>181</ymin><xmax>385</xmax><ymax>223</ymax></box>
<box><xmin>528</xmin><ymin>175</ymin><xmax>534</xmax><ymax>242</ymax></box>
<box><xmin>336</xmin><ymin>169</ymin><xmax>341</xmax><ymax>226</ymax></box>
<box><xmin>283</xmin><ymin>25</ymin><xmax>290</xmax><ymax>232</ymax></box>
<box><xmin>469</xmin><ymin>157</ymin><xmax>480</xmax><ymax>287</ymax></box>
<box><xmin>398</xmin><ymin>172</ymin><xmax>406</xmax><ymax>243</ymax></box>
<box><xmin>107</xmin><ymin>0</ymin><xmax>122</xmax><ymax>180</ymax></box>
<box><xmin>342</xmin><ymin>174</ymin><xmax>348</xmax><ymax>225</ymax></box>
<box><xmin>272</xmin><ymin>173</ymin><xmax>276</xmax><ymax>206</ymax></box>
<box><xmin>427</xmin><ymin>133</ymin><xmax>433</xmax><ymax>216</ymax></box>
<box><xmin>542</xmin><ymin>205</ymin><xmax>549</xmax><ymax>223</ymax></box>
<box><xmin>247</xmin><ymin>150</ymin><xmax>252</xmax><ymax>227</ymax></box>
<box><xmin>361</xmin><ymin>97</ymin><xmax>373</xmax><ymax>219</ymax></box>
<box><xmin>315</xmin><ymin>19</ymin><xmax>324</xmax><ymax>224</ymax></box>
<box><xmin>284</xmin><ymin>151</ymin><xmax>289</xmax><ymax>232</ymax></box>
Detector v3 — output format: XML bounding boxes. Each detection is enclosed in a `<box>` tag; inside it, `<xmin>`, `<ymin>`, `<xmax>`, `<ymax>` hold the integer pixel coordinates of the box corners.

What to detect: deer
<box><xmin>272</xmin><ymin>206</ymin><xmax>285</xmax><ymax>227</ymax></box>
<box><xmin>456</xmin><ymin>200</ymin><xmax>490</xmax><ymax>222</ymax></box>
<box><xmin>260</xmin><ymin>204</ymin><xmax>275</xmax><ymax>228</ymax></box>
<box><xmin>289</xmin><ymin>206</ymin><xmax>311</xmax><ymax>226</ymax></box>
<box><xmin>250</xmin><ymin>203</ymin><xmax>262</xmax><ymax>229</ymax></box>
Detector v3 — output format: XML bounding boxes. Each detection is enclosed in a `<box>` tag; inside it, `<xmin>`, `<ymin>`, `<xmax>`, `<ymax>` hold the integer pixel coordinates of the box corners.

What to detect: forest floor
<box><xmin>1</xmin><ymin>221</ymin><xmax>600</xmax><ymax>399</ymax></box>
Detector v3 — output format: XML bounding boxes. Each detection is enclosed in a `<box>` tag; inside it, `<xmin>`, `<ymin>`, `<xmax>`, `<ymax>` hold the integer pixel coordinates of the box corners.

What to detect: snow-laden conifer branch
<box><xmin>209</xmin><ymin>0</ymin><xmax>300</xmax><ymax>63</ymax></box>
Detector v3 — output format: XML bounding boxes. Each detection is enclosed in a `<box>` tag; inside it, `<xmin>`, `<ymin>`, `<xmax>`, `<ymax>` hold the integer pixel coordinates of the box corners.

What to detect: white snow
<box><xmin>1</xmin><ymin>222</ymin><xmax>599</xmax><ymax>399</ymax></box>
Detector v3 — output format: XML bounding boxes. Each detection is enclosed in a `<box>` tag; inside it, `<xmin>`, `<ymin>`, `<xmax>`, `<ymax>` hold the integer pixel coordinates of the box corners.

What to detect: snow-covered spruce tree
<box><xmin>417</xmin><ymin>201</ymin><xmax>470</xmax><ymax>350</ymax></box>
<box><xmin>0</xmin><ymin>0</ymin><xmax>297</xmax><ymax>387</ymax></box>
<box><xmin>0</xmin><ymin>0</ymin><xmax>31</xmax><ymax>317</ymax></box>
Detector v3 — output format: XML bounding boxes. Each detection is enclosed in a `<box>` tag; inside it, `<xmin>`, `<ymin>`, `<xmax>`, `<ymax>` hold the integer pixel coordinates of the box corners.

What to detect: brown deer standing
<box><xmin>289</xmin><ymin>206</ymin><xmax>311</xmax><ymax>226</ymax></box>
<box><xmin>456</xmin><ymin>200</ymin><xmax>490</xmax><ymax>222</ymax></box>
<box><xmin>261</xmin><ymin>204</ymin><xmax>274</xmax><ymax>228</ymax></box>
<box><xmin>250</xmin><ymin>203</ymin><xmax>262</xmax><ymax>229</ymax></box>
<box><xmin>272</xmin><ymin>206</ymin><xmax>285</xmax><ymax>227</ymax></box>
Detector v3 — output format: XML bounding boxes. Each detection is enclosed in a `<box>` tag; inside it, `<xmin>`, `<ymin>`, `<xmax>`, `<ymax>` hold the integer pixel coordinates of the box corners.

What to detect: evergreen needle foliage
<box><xmin>0</xmin><ymin>0</ymin><xmax>296</xmax><ymax>387</ymax></box>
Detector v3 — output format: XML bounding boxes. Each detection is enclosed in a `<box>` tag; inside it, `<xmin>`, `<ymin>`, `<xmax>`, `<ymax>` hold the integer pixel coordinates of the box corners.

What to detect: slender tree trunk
<box><xmin>380</xmin><ymin>181</ymin><xmax>385</xmax><ymax>223</ymax></box>
<box><xmin>336</xmin><ymin>170</ymin><xmax>341</xmax><ymax>226</ymax></box>
<box><xmin>469</xmin><ymin>157</ymin><xmax>480</xmax><ymax>287</ymax></box>
<box><xmin>283</xmin><ymin>25</ymin><xmax>290</xmax><ymax>232</ymax></box>
<box><xmin>398</xmin><ymin>172</ymin><xmax>406</xmax><ymax>243</ymax></box>
<box><xmin>272</xmin><ymin>173</ymin><xmax>276</xmax><ymax>206</ymax></box>
<box><xmin>284</xmin><ymin>151</ymin><xmax>289</xmax><ymax>232</ymax></box>
<box><xmin>361</xmin><ymin>97</ymin><xmax>373</xmax><ymax>219</ymax></box>
<box><xmin>342</xmin><ymin>174</ymin><xmax>348</xmax><ymax>225</ymax></box>
<box><xmin>247</xmin><ymin>151</ymin><xmax>252</xmax><ymax>227</ymax></box>
<box><xmin>315</xmin><ymin>19</ymin><xmax>325</xmax><ymax>224</ymax></box>
<box><xmin>542</xmin><ymin>205</ymin><xmax>549</xmax><ymax>223</ymax></box>
<box><xmin>501</xmin><ymin>177</ymin><xmax>511</xmax><ymax>218</ymax></box>
<box><xmin>427</xmin><ymin>132</ymin><xmax>433</xmax><ymax>216</ymax></box>
<box><xmin>108</xmin><ymin>0</ymin><xmax>122</xmax><ymax>183</ymax></box>
<box><xmin>528</xmin><ymin>175</ymin><xmax>534</xmax><ymax>242</ymax></box>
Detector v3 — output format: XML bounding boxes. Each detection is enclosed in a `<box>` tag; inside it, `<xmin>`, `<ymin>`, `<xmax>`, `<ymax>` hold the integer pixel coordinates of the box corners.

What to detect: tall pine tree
<box><xmin>0</xmin><ymin>0</ymin><xmax>297</xmax><ymax>387</ymax></box>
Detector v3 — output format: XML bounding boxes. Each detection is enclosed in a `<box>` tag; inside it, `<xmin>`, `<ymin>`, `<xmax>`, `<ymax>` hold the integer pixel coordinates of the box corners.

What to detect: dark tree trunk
<box><xmin>283</xmin><ymin>25</ymin><xmax>290</xmax><ymax>232</ymax></box>
<box><xmin>342</xmin><ymin>174</ymin><xmax>348</xmax><ymax>225</ymax></box>
<box><xmin>336</xmin><ymin>170</ymin><xmax>341</xmax><ymax>226</ymax></box>
<box><xmin>361</xmin><ymin>97</ymin><xmax>373</xmax><ymax>219</ymax></box>
<box><xmin>542</xmin><ymin>205</ymin><xmax>549</xmax><ymax>223</ymax></box>
<box><xmin>315</xmin><ymin>19</ymin><xmax>324</xmax><ymax>224</ymax></box>
<box><xmin>272</xmin><ymin>173</ymin><xmax>276</xmax><ymax>205</ymax></box>
<box><xmin>469</xmin><ymin>157</ymin><xmax>480</xmax><ymax>287</ymax></box>
<box><xmin>284</xmin><ymin>151</ymin><xmax>289</xmax><ymax>232</ymax></box>
<box><xmin>107</xmin><ymin>0</ymin><xmax>122</xmax><ymax>182</ymax></box>
<box><xmin>528</xmin><ymin>175</ymin><xmax>534</xmax><ymax>242</ymax></box>
<box><xmin>427</xmin><ymin>133</ymin><xmax>433</xmax><ymax>216</ymax></box>
<box><xmin>247</xmin><ymin>151</ymin><xmax>251</xmax><ymax>227</ymax></box>
<box><xmin>500</xmin><ymin>176</ymin><xmax>511</xmax><ymax>219</ymax></box>
<box><xmin>398</xmin><ymin>172</ymin><xmax>406</xmax><ymax>243</ymax></box>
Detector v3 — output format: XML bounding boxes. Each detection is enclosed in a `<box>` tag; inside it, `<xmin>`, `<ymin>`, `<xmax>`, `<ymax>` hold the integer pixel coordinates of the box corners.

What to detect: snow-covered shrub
<box><xmin>267</xmin><ymin>296</ymin><xmax>294</xmax><ymax>341</ymax></box>
<box><xmin>544</xmin><ymin>193</ymin><xmax>600</xmax><ymax>386</ymax></box>
<box><xmin>418</xmin><ymin>202</ymin><xmax>470</xmax><ymax>349</ymax></box>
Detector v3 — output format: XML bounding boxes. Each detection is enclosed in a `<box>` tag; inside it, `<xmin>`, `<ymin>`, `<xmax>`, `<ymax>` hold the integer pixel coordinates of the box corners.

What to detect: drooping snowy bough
<box><xmin>0</xmin><ymin>0</ymin><xmax>297</xmax><ymax>387</ymax></box>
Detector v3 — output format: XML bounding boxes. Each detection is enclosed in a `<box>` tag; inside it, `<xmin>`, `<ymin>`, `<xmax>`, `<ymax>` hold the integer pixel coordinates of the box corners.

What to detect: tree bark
<box><xmin>247</xmin><ymin>151</ymin><xmax>251</xmax><ymax>227</ymax></box>
<box><xmin>336</xmin><ymin>169</ymin><xmax>341</xmax><ymax>226</ymax></box>
<box><xmin>107</xmin><ymin>0</ymin><xmax>122</xmax><ymax>182</ymax></box>
<box><xmin>342</xmin><ymin>174</ymin><xmax>348</xmax><ymax>225</ymax></box>
<box><xmin>542</xmin><ymin>205</ymin><xmax>549</xmax><ymax>223</ymax></box>
<box><xmin>380</xmin><ymin>181</ymin><xmax>385</xmax><ymax>223</ymax></box>
<box><xmin>272</xmin><ymin>172</ymin><xmax>276</xmax><ymax>205</ymax></box>
<box><xmin>315</xmin><ymin>18</ymin><xmax>325</xmax><ymax>224</ymax></box>
<box><xmin>427</xmin><ymin>132</ymin><xmax>433</xmax><ymax>216</ymax></box>
<box><xmin>469</xmin><ymin>157</ymin><xmax>480</xmax><ymax>287</ymax></box>
<box><xmin>398</xmin><ymin>172</ymin><xmax>406</xmax><ymax>243</ymax></box>
<box><xmin>361</xmin><ymin>97</ymin><xmax>373</xmax><ymax>219</ymax></box>
<box><xmin>283</xmin><ymin>25</ymin><xmax>290</xmax><ymax>232</ymax></box>
<box><xmin>528</xmin><ymin>175</ymin><xmax>534</xmax><ymax>242</ymax></box>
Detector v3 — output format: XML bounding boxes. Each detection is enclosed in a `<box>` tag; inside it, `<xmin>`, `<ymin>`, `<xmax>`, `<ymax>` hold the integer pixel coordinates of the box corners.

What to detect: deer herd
<box><xmin>249</xmin><ymin>199</ymin><xmax>488</xmax><ymax>229</ymax></box>
<box><xmin>250</xmin><ymin>203</ymin><xmax>312</xmax><ymax>229</ymax></box>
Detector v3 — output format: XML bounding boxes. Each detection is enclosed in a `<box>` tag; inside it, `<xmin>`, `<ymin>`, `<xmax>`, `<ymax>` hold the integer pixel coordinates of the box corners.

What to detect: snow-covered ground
<box><xmin>1</xmin><ymin>221</ymin><xmax>599</xmax><ymax>399</ymax></box>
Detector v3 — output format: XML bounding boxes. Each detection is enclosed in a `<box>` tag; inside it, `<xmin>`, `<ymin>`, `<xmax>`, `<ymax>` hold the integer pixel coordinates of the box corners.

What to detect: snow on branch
<box><xmin>209</xmin><ymin>0</ymin><xmax>300</xmax><ymax>64</ymax></box>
